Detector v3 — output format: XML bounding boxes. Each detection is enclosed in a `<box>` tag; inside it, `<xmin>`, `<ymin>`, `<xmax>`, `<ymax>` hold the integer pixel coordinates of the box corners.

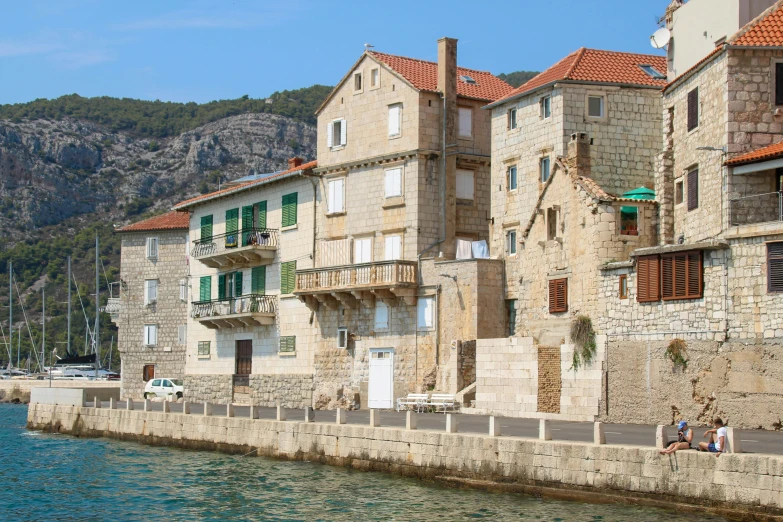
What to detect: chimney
<box><xmin>287</xmin><ymin>157</ymin><xmax>303</xmax><ymax>170</ymax></box>
<box><xmin>567</xmin><ymin>133</ymin><xmax>591</xmax><ymax>175</ymax></box>
<box><xmin>438</xmin><ymin>37</ymin><xmax>458</xmax><ymax>143</ymax></box>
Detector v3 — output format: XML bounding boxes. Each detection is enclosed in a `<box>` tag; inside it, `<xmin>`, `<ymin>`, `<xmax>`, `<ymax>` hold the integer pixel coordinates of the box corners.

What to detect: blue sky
<box><xmin>0</xmin><ymin>0</ymin><xmax>665</xmax><ymax>105</ymax></box>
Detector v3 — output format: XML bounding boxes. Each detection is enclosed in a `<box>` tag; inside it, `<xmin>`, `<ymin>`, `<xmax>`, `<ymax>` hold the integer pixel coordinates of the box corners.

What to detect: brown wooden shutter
<box><xmin>662</xmin><ymin>250</ymin><xmax>703</xmax><ymax>300</ymax></box>
<box><xmin>661</xmin><ymin>255</ymin><xmax>674</xmax><ymax>299</ymax></box>
<box><xmin>768</xmin><ymin>242</ymin><xmax>783</xmax><ymax>292</ymax></box>
<box><xmin>637</xmin><ymin>255</ymin><xmax>661</xmax><ymax>302</ymax></box>
<box><xmin>687</xmin><ymin>87</ymin><xmax>699</xmax><ymax>131</ymax></box>
<box><xmin>776</xmin><ymin>64</ymin><xmax>783</xmax><ymax>106</ymax></box>
<box><xmin>686</xmin><ymin>251</ymin><xmax>702</xmax><ymax>298</ymax></box>
<box><xmin>548</xmin><ymin>278</ymin><xmax>568</xmax><ymax>313</ymax></box>
<box><xmin>687</xmin><ymin>169</ymin><xmax>699</xmax><ymax>211</ymax></box>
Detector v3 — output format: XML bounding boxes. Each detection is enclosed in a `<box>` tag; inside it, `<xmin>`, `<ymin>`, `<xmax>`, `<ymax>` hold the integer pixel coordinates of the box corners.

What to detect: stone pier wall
<box><xmin>249</xmin><ymin>374</ymin><xmax>313</xmax><ymax>408</ymax></box>
<box><xmin>183</xmin><ymin>374</ymin><xmax>233</xmax><ymax>404</ymax></box>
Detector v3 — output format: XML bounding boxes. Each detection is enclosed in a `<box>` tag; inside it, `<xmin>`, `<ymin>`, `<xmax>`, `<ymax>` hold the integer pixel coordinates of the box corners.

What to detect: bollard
<box><xmin>369</xmin><ymin>409</ymin><xmax>380</xmax><ymax>427</ymax></box>
<box><xmin>204</xmin><ymin>402</ymin><xmax>213</xmax><ymax>416</ymax></box>
<box><xmin>250</xmin><ymin>405</ymin><xmax>259</xmax><ymax>419</ymax></box>
<box><xmin>489</xmin><ymin>416</ymin><xmax>501</xmax><ymax>437</ymax></box>
<box><xmin>144</xmin><ymin>399</ymin><xmax>152</xmax><ymax>412</ymax></box>
<box><xmin>109</xmin><ymin>397</ymin><xmax>117</xmax><ymax>410</ymax></box>
<box><xmin>406</xmin><ymin>411</ymin><xmax>417</xmax><ymax>430</ymax></box>
<box><xmin>336</xmin><ymin>408</ymin><xmax>347</xmax><ymax>425</ymax></box>
<box><xmin>304</xmin><ymin>407</ymin><xmax>315</xmax><ymax>423</ymax></box>
<box><xmin>726</xmin><ymin>427</ymin><xmax>742</xmax><ymax>454</ymax></box>
<box><xmin>227</xmin><ymin>403</ymin><xmax>235</xmax><ymax>418</ymax></box>
<box><xmin>183</xmin><ymin>401</ymin><xmax>191</xmax><ymax>415</ymax></box>
<box><xmin>656</xmin><ymin>425</ymin><xmax>667</xmax><ymax>449</ymax></box>
<box><xmin>94</xmin><ymin>397</ymin><xmax>101</xmax><ymax>409</ymax></box>
<box><xmin>446</xmin><ymin>413</ymin><xmax>458</xmax><ymax>433</ymax></box>
<box><xmin>163</xmin><ymin>400</ymin><xmax>170</xmax><ymax>414</ymax></box>
<box><xmin>594</xmin><ymin>421</ymin><xmax>606</xmax><ymax>445</ymax></box>
<box><xmin>126</xmin><ymin>398</ymin><xmax>134</xmax><ymax>411</ymax></box>
<box><xmin>276</xmin><ymin>404</ymin><xmax>286</xmax><ymax>421</ymax></box>
<box><xmin>539</xmin><ymin>419</ymin><xmax>551</xmax><ymax>440</ymax></box>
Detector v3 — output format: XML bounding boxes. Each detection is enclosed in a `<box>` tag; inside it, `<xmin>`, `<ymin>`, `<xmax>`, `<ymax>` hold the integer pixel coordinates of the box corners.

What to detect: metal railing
<box><xmin>191</xmin><ymin>228</ymin><xmax>279</xmax><ymax>258</ymax></box>
<box><xmin>191</xmin><ymin>294</ymin><xmax>277</xmax><ymax>319</ymax></box>
<box><xmin>295</xmin><ymin>260</ymin><xmax>418</xmax><ymax>292</ymax></box>
<box><xmin>729</xmin><ymin>192</ymin><xmax>782</xmax><ymax>226</ymax></box>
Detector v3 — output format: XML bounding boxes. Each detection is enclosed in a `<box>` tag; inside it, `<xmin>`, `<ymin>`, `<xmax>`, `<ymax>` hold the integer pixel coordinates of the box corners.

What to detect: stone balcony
<box><xmin>294</xmin><ymin>260</ymin><xmax>418</xmax><ymax>309</ymax></box>
<box><xmin>191</xmin><ymin>294</ymin><xmax>277</xmax><ymax>329</ymax></box>
<box><xmin>103</xmin><ymin>297</ymin><xmax>121</xmax><ymax>324</ymax></box>
<box><xmin>192</xmin><ymin>228</ymin><xmax>278</xmax><ymax>269</ymax></box>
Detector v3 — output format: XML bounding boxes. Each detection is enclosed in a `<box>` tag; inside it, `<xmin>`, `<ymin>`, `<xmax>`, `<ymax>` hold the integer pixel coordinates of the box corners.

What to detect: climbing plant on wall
<box><xmin>569</xmin><ymin>315</ymin><xmax>597</xmax><ymax>371</ymax></box>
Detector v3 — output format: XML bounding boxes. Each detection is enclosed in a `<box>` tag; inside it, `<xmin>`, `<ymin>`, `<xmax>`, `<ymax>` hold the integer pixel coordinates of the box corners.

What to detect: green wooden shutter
<box><xmin>242</xmin><ymin>205</ymin><xmax>254</xmax><ymax>246</ymax></box>
<box><xmin>199</xmin><ymin>276</ymin><xmax>212</xmax><ymax>302</ymax></box>
<box><xmin>225</xmin><ymin>208</ymin><xmax>239</xmax><ymax>248</ymax></box>
<box><xmin>280</xmin><ymin>260</ymin><xmax>296</xmax><ymax>294</ymax></box>
<box><xmin>257</xmin><ymin>201</ymin><xmax>267</xmax><ymax>229</ymax></box>
<box><xmin>200</xmin><ymin>215</ymin><xmax>213</xmax><ymax>242</ymax></box>
<box><xmin>252</xmin><ymin>266</ymin><xmax>266</xmax><ymax>295</ymax></box>
<box><xmin>282</xmin><ymin>193</ymin><xmax>297</xmax><ymax>227</ymax></box>
<box><xmin>218</xmin><ymin>274</ymin><xmax>226</xmax><ymax>300</ymax></box>
<box><xmin>279</xmin><ymin>336</ymin><xmax>296</xmax><ymax>353</ymax></box>
<box><xmin>234</xmin><ymin>271</ymin><xmax>243</xmax><ymax>297</ymax></box>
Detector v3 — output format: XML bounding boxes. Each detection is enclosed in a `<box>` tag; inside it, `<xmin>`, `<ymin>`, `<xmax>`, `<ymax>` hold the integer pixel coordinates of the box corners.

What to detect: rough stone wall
<box><xmin>457</xmin><ymin>340</ymin><xmax>476</xmax><ymax>392</ymax></box>
<box><xmin>184</xmin><ymin>374</ymin><xmax>233</xmax><ymax>404</ymax></box>
<box><xmin>536</xmin><ymin>346</ymin><xmax>561</xmax><ymax>413</ymax></box>
<box><xmin>249</xmin><ymin>374</ymin><xmax>313</xmax><ymax>408</ymax></box>
<box><xmin>118</xmin><ymin>230</ymin><xmax>189</xmax><ymax>399</ymax></box>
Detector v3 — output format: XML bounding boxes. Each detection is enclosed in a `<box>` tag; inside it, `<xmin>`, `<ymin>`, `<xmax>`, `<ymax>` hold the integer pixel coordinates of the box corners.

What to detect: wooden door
<box><xmin>143</xmin><ymin>364</ymin><xmax>155</xmax><ymax>382</ymax></box>
<box><xmin>235</xmin><ymin>340</ymin><xmax>252</xmax><ymax>375</ymax></box>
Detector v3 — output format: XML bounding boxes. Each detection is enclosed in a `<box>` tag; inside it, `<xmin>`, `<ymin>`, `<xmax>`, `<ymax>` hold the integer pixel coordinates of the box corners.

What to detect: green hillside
<box><xmin>497</xmin><ymin>71</ymin><xmax>539</xmax><ymax>88</ymax></box>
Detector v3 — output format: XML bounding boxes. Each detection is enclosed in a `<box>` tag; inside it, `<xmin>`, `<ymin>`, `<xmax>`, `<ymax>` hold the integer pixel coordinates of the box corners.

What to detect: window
<box><xmin>687</xmin><ymin>169</ymin><xmax>699</xmax><ymax>211</ymax></box>
<box><xmin>687</xmin><ymin>87</ymin><xmax>699</xmax><ymax>131</ymax></box>
<box><xmin>200</xmin><ymin>215</ymin><xmax>213</xmax><ymax>242</ymax></box>
<box><xmin>143</xmin><ymin>365</ymin><xmax>155</xmax><ymax>382</ymax></box>
<box><xmin>675</xmin><ymin>180</ymin><xmax>684</xmax><ymax>205</ymax></box>
<box><xmin>257</xmin><ymin>201</ymin><xmax>268</xmax><ymax>229</ymax></box>
<box><xmin>146</xmin><ymin>237</ymin><xmax>158</xmax><ymax>259</ymax></box>
<box><xmin>328</xmin><ymin>119</ymin><xmax>346</xmax><ymax>148</ymax></box>
<box><xmin>456</xmin><ymin>169</ymin><xmax>474</xmax><ymax>200</ymax></box>
<box><xmin>506</xmin><ymin>300</ymin><xmax>516</xmax><ymax>336</ymax></box>
<box><xmin>507</xmin><ymin>165</ymin><xmax>517</xmax><ymax>190</ymax></box>
<box><xmin>233</xmin><ymin>271</ymin><xmax>243</xmax><ymax>298</ymax></box>
<box><xmin>225</xmin><ymin>208</ymin><xmax>239</xmax><ymax>247</ymax></box>
<box><xmin>620</xmin><ymin>206</ymin><xmax>639</xmax><ymax>236</ymax></box>
<box><xmin>546</xmin><ymin>208</ymin><xmax>558</xmax><ymax>240</ymax></box>
<box><xmin>251</xmin><ymin>266</ymin><xmax>266</xmax><ymax>294</ymax></box>
<box><xmin>177</xmin><ymin>325</ymin><xmax>186</xmax><ymax>345</ymax></box>
<box><xmin>548</xmin><ymin>279</ymin><xmax>568</xmax><ymax>313</ymax></box>
<box><xmin>354</xmin><ymin>72</ymin><xmax>362</xmax><ymax>91</ymax></box>
<box><xmin>375</xmin><ymin>301</ymin><xmax>389</xmax><ymax>330</ymax></box>
<box><xmin>198</xmin><ymin>341</ymin><xmax>210</xmax><ymax>356</ymax></box>
<box><xmin>282</xmin><ymin>192</ymin><xmax>298</xmax><ymax>227</ymax></box>
<box><xmin>588</xmin><ymin>96</ymin><xmax>604</xmax><ymax>118</ymax></box>
<box><xmin>619</xmin><ymin>275</ymin><xmax>628</xmax><ymax>299</ymax></box>
<box><xmin>337</xmin><ymin>327</ymin><xmax>348</xmax><ymax>349</ymax></box>
<box><xmin>540</xmin><ymin>156</ymin><xmax>551</xmax><ymax>183</ymax></box>
<box><xmin>179</xmin><ymin>279</ymin><xmax>187</xmax><ymax>301</ymax></box>
<box><xmin>199</xmin><ymin>276</ymin><xmax>212</xmax><ymax>302</ymax></box>
<box><xmin>327</xmin><ymin>178</ymin><xmax>345</xmax><ymax>214</ymax></box>
<box><xmin>384</xmin><ymin>235</ymin><xmax>402</xmax><ymax>261</ymax></box>
<box><xmin>143</xmin><ymin>324</ymin><xmax>158</xmax><ymax>346</ymax></box>
<box><xmin>460</xmin><ymin>75</ymin><xmax>476</xmax><ymax>85</ymax></box>
<box><xmin>371</xmin><ymin>67</ymin><xmax>379</xmax><ymax>88</ymax></box>
<box><xmin>385</xmin><ymin>167</ymin><xmax>402</xmax><ymax>198</ymax></box>
<box><xmin>144</xmin><ymin>279</ymin><xmax>158</xmax><ymax>305</ymax></box>
<box><xmin>417</xmin><ymin>296</ymin><xmax>434</xmax><ymax>329</ymax></box>
<box><xmin>279</xmin><ymin>336</ymin><xmax>296</xmax><ymax>353</ymax></box>
<box><xmin>506</xmin><ymin>230</ymin><xmax>517</xmax><ymax>256</ymax></box>
<box><xmin>637</xmin><ymin>255</ymin><xmax>661</xmax><ymax>302</ymax></box>
<box><xmin>388</xmin><ymin>104</ymin><xmax>401</xmax><ymax>137</ymax></box>
<box><xmin>541</xmin><ymin>96</ymin><xmax>551</xmax><ymax>119</ymax></box>
<box><xmin>280</xmin><ymin>261</ymin><xmax>296</xmax><ymax>294</ymax></box>
<box><xmin>768</xmin><ymin>242</ymin><xmax>783</xmax><ymax>292</ymax></box>
<box><xmin>458</xmin><ymin>107</ymin><xmax>472</xmax><ymax>138</ymax></box>
<box><xmin>639</xmin><ymin>64</ymin><xmax>666</xmax><ymax>80</ymax></box>
<box><xmin>507</xmin><ymin>108</ymin><xmax>517</xmax><ymax>130</ymax></box>
<box><xmin>662</xmin><ymin>251</ymin><xmax>703</xmax><ymax>300</ymax></box>
<box><xmin>354</xmin><ymin>237</ymin><xmax>372</xmax><ymax>263</ymax></box>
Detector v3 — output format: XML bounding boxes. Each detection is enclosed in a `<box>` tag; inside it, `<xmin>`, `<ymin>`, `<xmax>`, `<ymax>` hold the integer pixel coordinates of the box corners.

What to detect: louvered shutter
<box><xmin>776</xmin><ymin>64</ymin><xmax>783</xmax><ymax>106</ymax></box>
<box><xmin>456</xmin><ymin>169</ymin><xmax>474</xmax><ymax>200</ymax></box>
<box><xmin>687</xmin><ymin>87</ymin><xmax>699</xmax><ymax>131</ymax></box>
<box><xmin>200</xmin><ymin>215</ymin><xmax>213</xmax><ymax>242</ymax></box>
<box><xmin>328</xmin><ymin>179</ymin><xmax>344</xmax><ymax>213</ymax></box>
<box><xmin>687</xmin><ymin>169</ymin><xmax>699</xmax><ymax>211</ymax></box>
<box><xmin>548</xmin><ymin>279</ymin><xmax>568</xmax><ymax>313</ymax></box>
<box><xmin>257</xmin><ymin>201</ymin><xmax>267</xmax><ymax>229</ymax></box>
<box><xmin>251</xmin><ymin>266</ymin><xmax>266</xmax><ymax>294</ymax></box>
<box><xmin>234</xmin><ymin>271</ymin><xmax>243</xmax><ymax>297</ymax></box>
<box><xmin>637</xmin><ymin>255</ymin><xmax>661</xmax><ymax>302</ymax></box>
<box><xmin>388</xmin><ymin>104</ymin><xmax>401</xmax><ymax>136</ymax></box>
<box><xmin>279</xmin><ymin>336</ymin><xmax>296</xmax><ymax>353</ymax></box>
<box><xmin>241</xmin><ymin>205</ymin><xmax>254</xmax><ymax>246</ymax></box>
<box><xmin>199</xmin><ymin>276</ymin><xmax>211</xmax><ymax>302</ymax></box>
<box><xmin>662</xmin><ymin>251</ymin><xmax>702</xmax><ymax>300</ymax></box>
<box><xmin>327</xmin><ymin>121</ymin><xmax>333</xmax><ymax>148</ymax></box>
<box><xmin>218</xmin><ymin>274</ymin><xmax>226</xmax><ymax>300</ymax></box>
<box><xmin>768</xmin><ymin>242</ymin><xmax>783</xmax><ymax>292</ymax></box>
<box><xmin>458</xmin><ymin>107</ymin><xmax>472</xmax><ymax>137</ymax></box>
<box><xmin>340</xmin><ymin>118</ymin><xmax>347</xmax><ymax>146</ymax></box>
<box><xmin>281</xmin><ymin>261</ymin><xmax>296</xmax><ymax>294</ymax></box>
<box><xmin>661</xmin><ymin>254</ymin><xmax>675</xmax><ymax>299</ymax></box>
<box><xmin>282</xmin><ymin>193</ymin><xmax>297</xmax><ymax>227</ymax></box>
<box><xmin>686</xmin><ymin>251</ymin><xmax>702</xmax><ymax>298</ymax></box>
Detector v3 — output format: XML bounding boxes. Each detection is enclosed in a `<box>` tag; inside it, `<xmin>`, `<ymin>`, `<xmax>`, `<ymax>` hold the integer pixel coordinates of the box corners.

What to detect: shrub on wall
<box><xmin>665</xmin><ymin>338</ymin><xmax>689</xmax><ymax>370</ymax></box>
<box><xmin>570</xmin><ymin>315</ymin><xmax>597</xmax><ymax>371</ymax></box>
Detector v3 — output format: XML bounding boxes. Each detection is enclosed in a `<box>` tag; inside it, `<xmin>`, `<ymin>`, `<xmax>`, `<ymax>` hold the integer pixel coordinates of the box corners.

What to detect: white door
<box><xmin>368</xmin><ymin>348</ymin><xmax>394</xmax><ymax>409</ymax></box>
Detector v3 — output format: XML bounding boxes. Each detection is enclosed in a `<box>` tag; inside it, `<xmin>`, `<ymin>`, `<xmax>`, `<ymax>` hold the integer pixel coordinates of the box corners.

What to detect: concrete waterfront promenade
<box><xmin>27</xmin><ymin>401</ymin><xmax>783</xmax><ymax>520</ymax></box>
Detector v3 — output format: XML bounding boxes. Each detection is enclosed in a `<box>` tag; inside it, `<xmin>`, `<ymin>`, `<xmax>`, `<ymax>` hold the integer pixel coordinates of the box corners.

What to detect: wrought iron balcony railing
<box><xmin>191</xmin><ymin>228</ymin><xmax>278</xmax><ymax>268</ymax></box>
<box><xmin>191</xmin><ymin>294</ymin><xmax>277</xmax><ymax>328</ymax></box>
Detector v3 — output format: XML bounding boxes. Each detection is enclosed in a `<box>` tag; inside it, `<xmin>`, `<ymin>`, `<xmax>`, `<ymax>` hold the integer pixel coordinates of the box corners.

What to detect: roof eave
<box><xmin>485</xmin><ymin>79</ymin><xmax>664</xmax><ymax>109</ymax></box>
<box><xmin>663</xmin><ymin>47</ymin><xmax>726</xmax><ymax>94</ymax></box>
<box><xmin>172</xmin><ymin>169</ymin><xmax>305</xmax><ymax>211</ymax></box>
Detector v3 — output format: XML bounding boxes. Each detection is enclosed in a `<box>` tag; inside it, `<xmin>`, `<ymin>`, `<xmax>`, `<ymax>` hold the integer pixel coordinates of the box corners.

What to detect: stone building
<box><xmin>113</xmin><ymin>211</ymin><xmax>190</xmax><ymax>399</ymax></box>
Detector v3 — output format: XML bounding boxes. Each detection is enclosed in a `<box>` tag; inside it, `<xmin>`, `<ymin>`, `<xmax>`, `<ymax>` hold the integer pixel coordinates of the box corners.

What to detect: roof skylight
<box><xmin>639</xmin><ymin>64</ymin><xmax>666</xmax><ymax>80</ymax></box>
<box><xmin>460</xmin><ymin>75</ymin><xmax>477</xmax><ymax>85</ymax></box>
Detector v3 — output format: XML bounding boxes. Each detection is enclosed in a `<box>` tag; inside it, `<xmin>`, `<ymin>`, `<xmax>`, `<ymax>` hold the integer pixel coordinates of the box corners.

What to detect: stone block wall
<box><xmin>536</xmin><ymin>346</ymin><xmax>561</xmax><ymax>413</ymax></box>
<box><xmin>184</xmin><ymin>374</ymin><xmax>233</xmax><ymax>404</ymax></box>
<box><xmin>249</xmin><ymin>374</ymin><xmax>313</xmax><ymax>408</ymax></box>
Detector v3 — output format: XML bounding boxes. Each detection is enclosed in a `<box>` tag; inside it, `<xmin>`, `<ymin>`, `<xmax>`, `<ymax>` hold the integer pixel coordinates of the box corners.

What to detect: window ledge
<box><xmin>197</xmin><ymin>355</ymin><xmax>211</xmax><ymax>360</ymax></box>
<box><xmin>281</xmin><ymin>224</ymin><xmax>298</xmax><ymax>232</ymax></box>
<box><xmin>382</xmin><ymin>197</ymin><xmax>405</xmax><ymax>209</ymax></box>
<box><xmin>278</xmin><ymin>352</ymin><xmax>297</xmax><ymax>357</ymax></box>
<box><xmin>456</xmin><ymin>199</ymin><xmax>475</xmax><ymax>207</ymax></box>
<box><xmin>326</xmin><ymin>211</ymin><xmax>346</xmax><ymax>218</ymax></box>
<box><xmin>388</xmin><ymin>134</ymin><xmax>402</xmax><ymax>140</ymax></box>
<box><xmin>330</xmin><ymin>145</ymin><xmax>346</xmax><ymax>152</ymax></box>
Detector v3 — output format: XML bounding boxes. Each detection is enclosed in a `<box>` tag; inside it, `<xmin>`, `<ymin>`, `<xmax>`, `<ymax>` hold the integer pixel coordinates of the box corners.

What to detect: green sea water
<box><xmin>1</xmin><ymin>405</ymin><xmax>727</xmax><ymax>521</ymax></box>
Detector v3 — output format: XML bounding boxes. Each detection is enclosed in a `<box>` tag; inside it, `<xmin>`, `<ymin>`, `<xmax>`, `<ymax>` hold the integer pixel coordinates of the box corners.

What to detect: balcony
<box><xmin>191</xmin><ymin>294</ymin><xmax>277</xmax><ymax>329</ymax></box>
<box><xmin>294</xmin><ymin>260</ymin><xmax>418</xmax><ymax>309</ymax></box>
<box><xmin>192</xmin><ymin>228</ymin><xmax>278</xmax><ymax>269</ymax></box>
<box><xmin>103</xmin><ymin>297</ymin><xmax>121</xmax><ymax>324</ymax></box>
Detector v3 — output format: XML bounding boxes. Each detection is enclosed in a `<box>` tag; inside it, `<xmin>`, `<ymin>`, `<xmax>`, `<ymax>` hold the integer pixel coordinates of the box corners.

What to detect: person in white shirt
<box><xmin>698</xmin><ymin>417</ymin><xmax>727</xmax><ymax>456</ymax></box>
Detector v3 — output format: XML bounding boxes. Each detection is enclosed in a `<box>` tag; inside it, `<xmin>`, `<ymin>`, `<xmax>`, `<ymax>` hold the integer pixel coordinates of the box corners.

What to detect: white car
<box><xmin>144</xmin><ymin>378</ymin><xmax>184</xmax><ymax>400</ymax></box>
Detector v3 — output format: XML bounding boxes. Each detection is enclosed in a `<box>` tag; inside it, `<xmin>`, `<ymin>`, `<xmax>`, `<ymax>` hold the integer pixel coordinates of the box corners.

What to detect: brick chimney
<box><xmin>567</xmin><ymin>133</ymin><xmax>591</xmax><ymax>175</ymax></box>
<box><xmin>287</xmin><ymin>157</ymin><xmax>303</xmax><ymax>170</ymax></box>
<box><xmin>437</xmin><ymin>37</ymin><xmax>458</xmax><ymax>259</ymax></box>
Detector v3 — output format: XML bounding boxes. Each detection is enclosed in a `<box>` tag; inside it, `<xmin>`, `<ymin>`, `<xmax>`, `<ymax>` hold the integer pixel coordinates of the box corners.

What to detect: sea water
<box><xmin>1</xmin><ymin>405</ymin><xmax>727</xmax><ymax>521</ymax></box>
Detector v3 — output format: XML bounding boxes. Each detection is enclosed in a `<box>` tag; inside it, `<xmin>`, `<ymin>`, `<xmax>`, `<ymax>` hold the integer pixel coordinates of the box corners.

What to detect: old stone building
<box><xmin>113</xmin><ymin>211</ymin><xmax>190</xmax><ymax>399</ymax></box>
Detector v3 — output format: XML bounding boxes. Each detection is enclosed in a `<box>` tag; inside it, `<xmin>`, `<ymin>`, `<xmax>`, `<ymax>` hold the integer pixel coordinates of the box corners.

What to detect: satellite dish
<box><xmin>650</xmin><ymin>27</ymin><xmax>671</xmax><ymax>49</ymax></box>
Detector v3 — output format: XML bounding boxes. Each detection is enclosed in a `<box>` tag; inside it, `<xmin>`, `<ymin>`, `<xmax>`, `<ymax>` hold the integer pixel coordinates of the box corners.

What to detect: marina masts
<box><xmin>67</xmin><ymin>256</ymin><xmax>71</xmax><ymax>357</ymax></box>
<box><xmin>94</xmin><ymin>236</ymin><xmax>100</xmax><ymax>377</ymax></box>
<box><xmin>7</xmin><ymin>262</ymin><xmax>11</xmax><ymax>370</ymax></box>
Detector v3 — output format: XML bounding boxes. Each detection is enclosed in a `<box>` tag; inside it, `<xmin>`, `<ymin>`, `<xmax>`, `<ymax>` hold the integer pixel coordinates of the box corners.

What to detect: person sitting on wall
<box><xmin>660</xmin><ymin>420</ymin><xmax>693</xmax><ymax>455</ymax></box>
<box><xmin>698</xmin><ymin>417</ymin><xmax>727</xmax><ymax>457</ymax></box>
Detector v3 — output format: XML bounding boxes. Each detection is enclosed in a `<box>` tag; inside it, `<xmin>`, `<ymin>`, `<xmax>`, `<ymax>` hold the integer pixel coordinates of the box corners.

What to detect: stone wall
<box><xmin>184</xmin><ymin>374</ymin><xmax>233</xmax><ymax>404</ymax></box>
<box><xmin>536</xmin><ymin>346</ymin><xmax>561</xmax><ymax>414</ymax></box>
<box><xmin>249</xmin><ymin>374</ymin><xmax>313</xmax><ymax>408</ymax></box>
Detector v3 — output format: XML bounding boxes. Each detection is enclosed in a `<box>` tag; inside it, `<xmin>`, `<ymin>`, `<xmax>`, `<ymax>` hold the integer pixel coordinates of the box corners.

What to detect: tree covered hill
<box><xmin>497</xmin><ymin>71</ymin><xmax>539</xmax><ymax>88</ymax></box>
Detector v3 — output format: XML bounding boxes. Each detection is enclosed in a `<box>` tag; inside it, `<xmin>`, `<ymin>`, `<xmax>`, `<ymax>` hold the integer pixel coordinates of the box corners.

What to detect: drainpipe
<box><xmin>303</xmin><ymin>171</ymin><xmax>320</xmax><ymax>266</ymax></box>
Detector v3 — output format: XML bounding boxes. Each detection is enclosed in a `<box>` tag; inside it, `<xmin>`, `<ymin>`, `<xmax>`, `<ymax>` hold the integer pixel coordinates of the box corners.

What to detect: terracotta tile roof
<box><xmin>118</xmin><ymin>210</ymin><xmax>190</xmax><ymax>232</ymax></box>
<box><xmin>725</xmin><ymin>140</ymin><xmax>783</xmax><ymax>166</ymax></box>
<box><xmin>730</xmin><ymin>0</ymin><xmax>783</xmax><ymax>46</ymax></box>
<box><xmin>172</xmin><ymin>160</ymin><xmax>316</xmax><ymax>210</ymax></box>
<box><xmin>367</xmin><ymin>51</ymin><xmax>514</xmax><ymax>102</ymax></box>
<box><xmin>489</xmin><ymin>48</ymin><xmax>667</xmax><ymax>106</ymax></box>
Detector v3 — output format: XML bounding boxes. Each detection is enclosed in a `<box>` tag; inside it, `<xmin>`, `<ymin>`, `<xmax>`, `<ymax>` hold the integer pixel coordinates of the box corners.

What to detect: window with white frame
<box><xmin>507</xmin><ymin>165</ymin><xmax>517</xmax><ymax>191</ymax></box>
<box><xmin>384</xmin><ymin>235</ymin><xmax>402</xmax><ymax>261</ymax></box>
<box><xmin>177</xmin><ymin>325</ymin><xmax>186</xmax><ymax>345</ymax></box>
<box><xmin>179</xmin><ymin>279</ymin><xmax>187</xmax><ymax>302</ymax></box>
<box><xmin>458</xmin><ymin>107</ymin><xmax>472</xmax><ymax>138</ymax></box>
<box><xmin>354</xmin><ymin>237</ymin><xmax>372</xmax><ymax>263</ymax></box>
<box><xmin>456</xmin><ymin>169</ymin><xmax>474</xmax><ymax>200</ymax></box>
<box><xmin>388</xmin><ymin>103</ymin><xmax>402</xmax><ymax>137</ymax></box>
<box><xmin>541</xmin><ymin>96</ymin><xmax>552</xmax><ymax>119</ymax></box>
<box><xmin>417</xmin><ymin>296</ymin><xmax>434</xmax><ymax>329</ymax></box>
<box><xmin>143</xmin><ymin>324</ymin><xmax>158</xmax><ymax>346</ymax></box>
<box><xmin>506</xmin><ymin>230</ymin><xmax>517</xmax><ymax>256</ymax></box>
<box><xmin>370</xmin><ymin>67</ymin><xmax>379</xmax><ymax>88</ymax></box>
<box><xmin>385</xmin><ymin>167</ymin><xmax>402</xmax><ymax>198</ymax></box>
<box><xmin>327</xmin><ymin>178</ymin><xmax>345</xmax><ymax>214</ymax></box>
<box><xmin>146</xmin><ymin>237</ymin><xmax>158</xmax><ymax>259</ymax></box>
<box><xmin>375</xmin><ymin>301</ymin><xmax>389</xmax><ymax>329</ymax></box>
<box><xmin>144</xmin><ymin>279</ymin><xmax>158</xmax><ymax>305</ymax></box>
<box><xmin>540</xmin><ymin>156</ymin><xmax>551</xmax><ymax>183</ymax></box>
<box><xmin>327</xmin><ymin>119</ymin><xmax>346</xmax><ymax>148</ymax></box>
<box><xmin>507</xmin><ymin>107</ymin><xmax>517</xmax><ymax>130</ymax></box>
<box><xmin>588</xmin><ymin>95</ymin><xmax>604</xmax><ymax>118</ymax></box>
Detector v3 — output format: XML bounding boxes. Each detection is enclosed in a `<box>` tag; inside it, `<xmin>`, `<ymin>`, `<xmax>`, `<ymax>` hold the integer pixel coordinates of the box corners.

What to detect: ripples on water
<box><xmin>1</xmin><ymin>405</ymin><xmax>728</xmax><ymax>521</ymax></box>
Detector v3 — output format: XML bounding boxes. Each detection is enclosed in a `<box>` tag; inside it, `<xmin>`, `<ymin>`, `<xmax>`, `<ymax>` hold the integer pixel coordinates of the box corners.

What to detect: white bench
<box><xmin>396</xmin><ymin>393</ymin><xmax>429</xmax><ymax>412</ymax></box>
<box><xmin>429</xmin><ymin>394</ymin><xmax>458</xmax><ymax>413</ymax></box>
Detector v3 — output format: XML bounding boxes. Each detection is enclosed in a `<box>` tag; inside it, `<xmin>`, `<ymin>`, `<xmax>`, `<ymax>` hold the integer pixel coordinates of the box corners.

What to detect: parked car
<box><xmin>144</xmin><ymin>378</ymin><xmax>184</xmax><ymax>399</ymax></box>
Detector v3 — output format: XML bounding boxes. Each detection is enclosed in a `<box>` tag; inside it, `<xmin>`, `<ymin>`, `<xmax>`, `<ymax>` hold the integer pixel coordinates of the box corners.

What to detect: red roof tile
<box><xmin>172</xmin><ymin>160</ymin><xmax>316</xmax><ymax>210</ymax></box>
<box><xmin>730</xmin><ymin>0</ymin><xmax>783</xmax><ymax>46</ymax></box>
<box><xmin>725</xmin><ymin>140</ymin><xmax>783</xmax><ymax>166</ymax></box>
<box><xmin>119</xmin><ymin>211</ymin><xmax>190</xmax><ymax>232</ymax></box>
<box><xmin>490</xmin><ymin>48</ymin><xmax>667</xmax><ymax>106</ymax></box>
<box><xmin>662</xmin><ymin>46</ymin><xmax>724</xmax><ymax>93</ymax></box>
<box><xmin>368</xmin><ymin>51</ymin><xmax>514</xmax><ymax>102</ymax></box>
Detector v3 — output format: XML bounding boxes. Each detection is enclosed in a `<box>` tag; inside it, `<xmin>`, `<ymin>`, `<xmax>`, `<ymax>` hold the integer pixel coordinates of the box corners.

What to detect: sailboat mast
<box><xmin>94</xmin><ymin>235</ymin><xmax>100</xmax><ymax>377</ymax></box>
<box><xmin>8</xmin><ymin>262</ymin><xmax>11</xmax><ymax>370</ymax></box>
<box><xmin>67</xmin><ymin>256</ymin><xmax>71</xmax><ymax>357</ymax></box>
<box><xmin>41</xmin><ymin>287</ymin><xmax>45</xmax><ymax>373</ymax></box>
